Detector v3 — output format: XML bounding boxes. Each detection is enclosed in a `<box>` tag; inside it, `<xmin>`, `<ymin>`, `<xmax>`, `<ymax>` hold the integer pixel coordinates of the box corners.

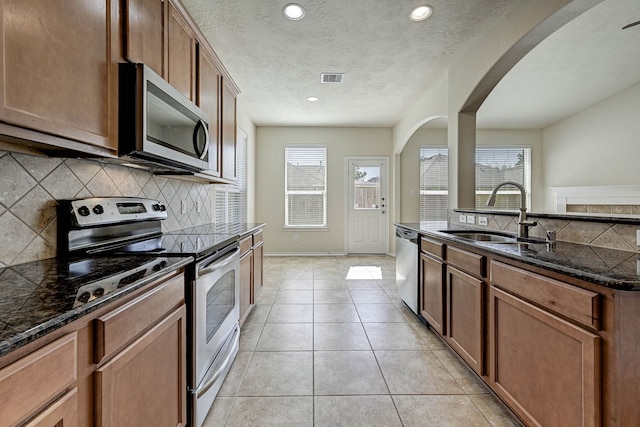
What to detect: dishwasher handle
<box><xmin>395</xmin><ymin>227</ymin><xmax>419</xmax><ymax>243</ymax></box>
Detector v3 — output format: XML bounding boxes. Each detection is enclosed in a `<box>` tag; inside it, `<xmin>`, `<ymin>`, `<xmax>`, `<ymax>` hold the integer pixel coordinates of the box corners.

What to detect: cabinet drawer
<box><xmin>490</xmin><ymin>261</ymin><xmax>600</xmax><ymax>330</ymax></box>
<box><xmin>24</xmin><ymin>387</ymin><xmax>78</xmax><ymax>427</ymax></box>
<box><xmin>447</xmin><ymin>246</ymin><xmax>485</xmax><ymax>277</ymax></box>
<box><xmin>421</xmin><ymin>237</ymin><xmax>444</xmax><ymax>259</ymax></box>
<box><xmin>0</xmin><ymin>333</ymin><xmax>77</xmax><ymax>427</ymax></box>
<box><xmin>94</xmin><ymin>273</ymin><xmax>185</xmax><ymax>363</ymax></box>
<box><xmin>239</xmin><ymin>235</ymin><xmax>252</xmax><ymax>255</ymax></box>
<box><xmin>253</xmin><ymin>229</ymin><xmax>263</xmax><ymax>246</ymax></box>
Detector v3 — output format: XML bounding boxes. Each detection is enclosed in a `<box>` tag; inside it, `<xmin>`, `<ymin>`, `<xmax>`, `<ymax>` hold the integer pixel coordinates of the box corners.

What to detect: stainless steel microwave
<box><xmin>118</xmin><ymin>63</ymin><xmax>210</xmax><ymax>173</ymax></box>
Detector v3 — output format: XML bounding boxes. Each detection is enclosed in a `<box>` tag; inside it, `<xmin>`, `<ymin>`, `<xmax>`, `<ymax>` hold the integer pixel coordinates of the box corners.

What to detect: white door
<box><xmin>346</xmin><ymin>158</ymin><xmax>388</xmax><ymax>254</ymax></box>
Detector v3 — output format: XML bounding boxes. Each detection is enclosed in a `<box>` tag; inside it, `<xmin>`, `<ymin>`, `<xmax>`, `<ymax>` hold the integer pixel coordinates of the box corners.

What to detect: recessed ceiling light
<box><xmin>283</xmin><ymin>3</ymin><xmax>305</xmax><ymax>20</ymax></box>
<box><xmin>307</xmin><ymin>96</ymin><xmax>319</xmax><ymax>102</ymax></box>
<box><xmin>409</xmin><ymin>5</ymin><xmax>433</xmax><ymax>22</ymax></box>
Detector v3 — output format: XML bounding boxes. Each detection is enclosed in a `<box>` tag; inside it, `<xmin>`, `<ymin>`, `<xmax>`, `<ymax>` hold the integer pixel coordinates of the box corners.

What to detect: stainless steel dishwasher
<box><xmin>395</xmin><ymin>225</ymin><xmax>419</xmax><ymax>315</ymax></box>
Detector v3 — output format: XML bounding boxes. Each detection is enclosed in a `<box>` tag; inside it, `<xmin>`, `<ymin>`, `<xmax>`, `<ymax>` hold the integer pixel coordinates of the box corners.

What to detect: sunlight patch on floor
<box><xmin>346</xmin><ymin>266</ymin><xmax>383</xmax><ymax>280</ymax></box>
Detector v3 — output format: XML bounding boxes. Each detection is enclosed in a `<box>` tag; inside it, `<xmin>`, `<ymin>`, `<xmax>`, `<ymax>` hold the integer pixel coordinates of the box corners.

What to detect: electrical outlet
<box><xmin>293</xmin><ymin>234</ymin><xmax>300</xmax><ymax>241</ymax></box>
<box><xmin>459</xmin><ymin>214</ymin><xmax>467</xmax><ymax>223</ymax></box>
<box><xmin>478</xmin><ymin>216</ymin><xmax>488</xmax><ymax>226</ymax></box>
<box><xmin>181</xmin><ymin>200</ymin><xmax>187</xmax><ymax>215</ymax></box>
<box><xmin>196</xmin><ymin>200</ymin><xmax>202</xmax><ymax>213</ymax></box>
<box><xmin>636</xmin><ymin>230</ymin><xmax>640</xmax><ymax>246</ymax></box>
<box><xmin>409</xmin><ymin>189</ymin><xmax>415</xmax><ymax>196</ymax></box>
<box><xmin>466</xmin><ymin>215</ymin><xmax>475</xmax><ymax>225</ymax></box>
<box><xmin>637</xmin><ymin>259</ymin><xmax>640</xmax><ymax>275</ymax></box>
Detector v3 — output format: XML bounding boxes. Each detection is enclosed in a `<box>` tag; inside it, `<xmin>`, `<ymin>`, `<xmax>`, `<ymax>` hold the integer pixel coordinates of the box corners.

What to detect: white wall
<box><xmin>541</xmin><ymin>82</ymin><xmax>640</xmax><ymax>212</ymax></box>
<box><xmin>256</xmin><ymin>127</ymin><xmax>393</xmax><ymax>255</ymax></box>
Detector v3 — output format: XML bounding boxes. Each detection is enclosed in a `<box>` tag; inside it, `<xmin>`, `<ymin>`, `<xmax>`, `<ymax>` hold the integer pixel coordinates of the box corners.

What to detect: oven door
<box><xmin>192</xmin><ymin>245</ymin><xmax>240</xmax><ymax>426</ymax></box>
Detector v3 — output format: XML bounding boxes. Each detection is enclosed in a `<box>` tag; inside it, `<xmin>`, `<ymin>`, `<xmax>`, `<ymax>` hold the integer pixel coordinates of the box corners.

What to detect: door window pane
<box><xmin>353</xmin><ymin>165</ymin><xmax>381</xmax><ymax>209</ymax></box>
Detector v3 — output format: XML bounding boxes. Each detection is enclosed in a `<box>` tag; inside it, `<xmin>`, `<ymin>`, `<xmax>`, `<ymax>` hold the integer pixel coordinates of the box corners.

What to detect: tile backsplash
<box><xmin>450</xmin><ymin>211</ymin><xmax>640</xmax><ymax>253</ymax></box>
<box><xmin>0</xmin><ymin>150</ymin><xmax>214</xmax><ymax>267</ymax></box>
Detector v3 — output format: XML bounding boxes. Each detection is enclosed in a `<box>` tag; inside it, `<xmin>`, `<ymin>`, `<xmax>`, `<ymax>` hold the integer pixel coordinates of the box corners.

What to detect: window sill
<box><xmin>282</xmin><ymin>226</ymin><xmax>329</xmax><ymax>232</ymax></box>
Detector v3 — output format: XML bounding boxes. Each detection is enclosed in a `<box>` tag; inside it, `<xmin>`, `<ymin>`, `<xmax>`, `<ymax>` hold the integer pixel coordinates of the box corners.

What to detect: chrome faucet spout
<box><xmin>486</xmin><ymin>181</ymin><xmax>536</xmax><ymax>238</ymax></box>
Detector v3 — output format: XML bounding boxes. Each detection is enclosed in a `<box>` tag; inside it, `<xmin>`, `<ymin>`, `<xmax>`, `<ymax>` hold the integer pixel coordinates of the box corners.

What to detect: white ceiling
<box><xmin>478</xmin><ymin>0</ymin><xmax>640</xmax><ymax>129</ymax></box>
<box><xmin>181</xmin><ymin>0</ymin><xmax>640</xmax><ymax>130</ymax></box>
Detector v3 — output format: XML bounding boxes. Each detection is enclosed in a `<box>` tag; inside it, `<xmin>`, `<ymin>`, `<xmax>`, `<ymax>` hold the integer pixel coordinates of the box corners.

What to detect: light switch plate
<box><xmin>637</xmin><ymin>230</ymin><xmax>640</xmax><ymax>246</ymax></box>
<box><xmin>459</xmin><ymin>214</ymin><xmax>467</xmax><ymax>223</ymax></box>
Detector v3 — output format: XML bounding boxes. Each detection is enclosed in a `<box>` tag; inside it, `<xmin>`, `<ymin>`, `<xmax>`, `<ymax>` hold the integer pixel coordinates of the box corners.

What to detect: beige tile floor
<box><xmin>203</xmin><ymin>256</ymin><xmax>522</xmax><ymax>427</ymax></box>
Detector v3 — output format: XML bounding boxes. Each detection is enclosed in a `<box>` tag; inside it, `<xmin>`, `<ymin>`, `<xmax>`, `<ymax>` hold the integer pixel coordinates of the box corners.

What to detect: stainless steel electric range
<box><xmin>57</xmin><ymin>197</ymin><xmax>241</xmax><ymax>427</ymax></box>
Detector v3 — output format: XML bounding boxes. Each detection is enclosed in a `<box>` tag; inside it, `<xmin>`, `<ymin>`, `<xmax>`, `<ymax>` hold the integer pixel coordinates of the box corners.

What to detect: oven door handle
<box><xmin>196</xmin><ymin>326</ymin><xmax>239</xmax><ymax>398</ymax></box>
<box><xmin>198</xmin><ymin>247</ymin><xmax>239</xmax><ymax>277</ymax></box>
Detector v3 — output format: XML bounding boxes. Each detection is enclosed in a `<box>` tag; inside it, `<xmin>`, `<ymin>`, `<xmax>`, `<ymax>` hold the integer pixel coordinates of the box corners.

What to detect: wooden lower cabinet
<box><xmin>238</xmin><ymin>229</ymin><xmax>265</xmax><ymax>325</ymax></box>
<box><xmin>446</xmin><ymin>266</ymin><xmax>484</xmax><ymax>375</ymax></box>
<box><xmin>95</xmin><ymin>305</ymin><xmax>187</xmax><ymax>427</ymax></box>
<box><xmin>0</xmin><ymin>270</ymin><xmax>187</xmax><ymax>427</ymax></box>
<box><xmin>24</xmin><ymin>388</ymin><xmax>79</xmax><ymax>427</ymax></box>
<box><xmin>253</xmin><ymin>241</ymin><xmax>264</xmax><ymax>298</ymax></box>
<box><xmin>0</xmin><ymin>332</ymin><xmax>77</xmax><ymax>426</ymax></box>
<box><xmin>489</xmin><ymin>286</ymin><xmax>601</xmax><ymax>427</ymax></box>
<box><xmin>239</xmin><ymin>248</ymin><xmax>253</xmax><ymax>325</ymax></box>
<box><xmin>419</xmin><ymin>252</ymin><xmax>445</xmax><ymax>335</ymax></box>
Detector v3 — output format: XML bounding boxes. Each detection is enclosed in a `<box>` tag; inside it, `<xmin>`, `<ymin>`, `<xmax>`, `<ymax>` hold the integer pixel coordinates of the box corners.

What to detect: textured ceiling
<box><xmin>181</xmin><ymin>0</ymin><xmax>640</xmax><ymax>130</ymax></box>
<box><xmin>181</xmin><ymin>0</ymin><xmax>517</xmax><ymax>127</ymax></box>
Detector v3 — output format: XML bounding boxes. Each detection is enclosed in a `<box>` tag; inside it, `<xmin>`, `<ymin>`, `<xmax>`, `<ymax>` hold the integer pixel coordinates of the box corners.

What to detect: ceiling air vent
<box><xmin>320</xmin><ymin>73</ymin><xmax>344</xmax><ymax>83</ymax></box>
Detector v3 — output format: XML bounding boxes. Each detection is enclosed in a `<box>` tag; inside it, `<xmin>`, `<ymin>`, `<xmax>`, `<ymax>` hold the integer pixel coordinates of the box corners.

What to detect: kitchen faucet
<box><xmin>486</xmin><ymin>181</ymin><xmax>537</xmax><ymax>238</ymax></box>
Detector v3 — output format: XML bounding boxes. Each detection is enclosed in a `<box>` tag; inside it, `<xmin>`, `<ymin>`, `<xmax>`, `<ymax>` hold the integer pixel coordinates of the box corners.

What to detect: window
<box><xmin>285</xmin><ymin>145</ymin><xmax>327</xmax><ymax>227</ymax></box>
<box><xmin>214</xmin><ymin>130</ymin><xmax>247</xmax><ymax>223</ymax></box>
<box><xmin>418</xmin><ymin>146</ymin><xmax>531</xmax><ymax>220</ymax></box>
<box><xmin>420</xmin><ymin>147</ymin><xmax>449</xmax><ymax>221</ymax></box>
<box><xmin>476</xmin><ymin>147</ymin><xmax>531</xmax><ymax>210</ymax></box>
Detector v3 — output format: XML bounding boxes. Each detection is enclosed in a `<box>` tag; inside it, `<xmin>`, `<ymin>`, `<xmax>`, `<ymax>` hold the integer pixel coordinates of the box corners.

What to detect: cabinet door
<box><xmin>167</xmin><ymin>1</ymin><xmax>196</xmax><ymax>101</ymax></box>
<box><xmin>198</xmin><ymin>46</ymin><xmax>221</xmax><ymax>177</ymax></box>
<box><xmin>253</xmin><ymin>242</ymin><xmax>264</xmax><ymax>301</ymax></box>
<box><xmin>446</xmin><ymin>266</ymin><xmax>484</xmax><ymax>375</ymax></box>
<box><xmin>0</xmin><ymin>0</ymin><xmax>119</xmax><ymax>151</ymax></box>
<box><xmin>489</xmin><ymin>286</ymin><xmax>600</xmax><ymax>427</ymax></box>
<box><xmin>24</xmin><ymin>388</ymin><xmax>78</xmax><ymax>427</ymax></box>
<box><xmin>420</xmin><ymin>253</ymin><xmax>445</xmax><ymax>335</ymax></box>
<box><xmin>239</xmin><ymin>249</ymin><xmax>253</xmax><ymax>325</ymax></box>
<box><xmin>95</xmin><ymin>306</ymin><xmax>187</xmax><ymax>427</ymax></box>
<box><xmin>221</xmin><ymin>79</ymin><xmax>237</xmax><ymax>181</ymax></box>
<box><xmin>123</xmin><ymin>0</ymin><xmax>165</xmax><ymax>77</ymax></box>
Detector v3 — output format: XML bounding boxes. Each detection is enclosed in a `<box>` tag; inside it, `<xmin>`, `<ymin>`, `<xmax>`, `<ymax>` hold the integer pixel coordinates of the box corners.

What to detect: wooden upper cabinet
<box><xmin>221</xmin><ymin>79</ymin><xmax>237</xmax><ymax>181</ymax></box>
<box><xmin>167</xmin><ymin>1</ymin><xmax>197</xmax><ymax>101</ymax></box>
<box><xmin>198</xmin><ymin>46</ymin><xmax>222</xmax><ymax>177</ymax></box>
<box><xmin>123</xmin><ymin>0</ymin><xmax>166</xmax><ymax>77</ymax></box>
<box><xmin>0</xmin><ymin>0</ymin><xmax>119</xmax><ymax>152</ymax></box>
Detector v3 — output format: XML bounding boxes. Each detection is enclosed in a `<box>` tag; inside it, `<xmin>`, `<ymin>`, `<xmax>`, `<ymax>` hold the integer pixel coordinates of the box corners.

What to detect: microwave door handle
<box><xmin>193</xmin><ymin>119</ymin><xmax>209</xmax><ymax>160</ymax></box>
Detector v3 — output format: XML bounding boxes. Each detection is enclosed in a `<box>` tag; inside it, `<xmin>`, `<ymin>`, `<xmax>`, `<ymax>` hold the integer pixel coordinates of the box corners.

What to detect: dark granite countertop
<box><xmin>396</xmin><ymin>222</ymin><xmax>640</xmax><ymax>291</ymax></box>
<box><xmin>173</xmin><ymin>222</ymin><xmax>265</xmax><ymax>237</ymax></box>
<box><xmin>0</xmin><ymin>255</ymin><xmax>192</xmax><ymax>358</ymax></box>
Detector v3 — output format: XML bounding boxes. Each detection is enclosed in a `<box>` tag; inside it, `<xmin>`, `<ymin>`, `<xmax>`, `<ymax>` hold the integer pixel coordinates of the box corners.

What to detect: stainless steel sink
<box><xmin>441</xmin><ymin>230</ymin><xmax>549</xmax><ymax>245</ymax></box>
<box><xmin>441</xmin><ymin>230</ymin><xmax>518</xmax><ymax>243</ymax></box>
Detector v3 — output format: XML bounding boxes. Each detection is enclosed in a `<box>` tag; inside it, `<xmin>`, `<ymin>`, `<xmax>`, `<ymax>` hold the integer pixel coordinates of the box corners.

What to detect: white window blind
<box><xmin>418</xmin><ymin>146</ymin><xmax>532</xmax><ymax>220</ymax></box>
<box><xmin>420</xmin><ymin>147</ymin><xmax>449</xmax><ymax>221</ymax></box>
<box><xmin>285</xmin><ymin>145</ymin><xmax>327</xmax><ymax>227</ymax></box>
<box><xmin>476</xmin><ymin>147</ymin><xmax>531</xmax><ymax>210</ymax></box>
<box><xmin>214</xmin><ymin>130</ymin><xmax>247</xmax><ymax>224</ymax></box>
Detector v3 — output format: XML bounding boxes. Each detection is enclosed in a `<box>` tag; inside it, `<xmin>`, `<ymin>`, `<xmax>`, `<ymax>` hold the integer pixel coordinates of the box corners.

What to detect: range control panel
<box><xmin>64</xmin><ymin>197</ymin><xmax>168</xmax><ymax>227</ymax></box>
